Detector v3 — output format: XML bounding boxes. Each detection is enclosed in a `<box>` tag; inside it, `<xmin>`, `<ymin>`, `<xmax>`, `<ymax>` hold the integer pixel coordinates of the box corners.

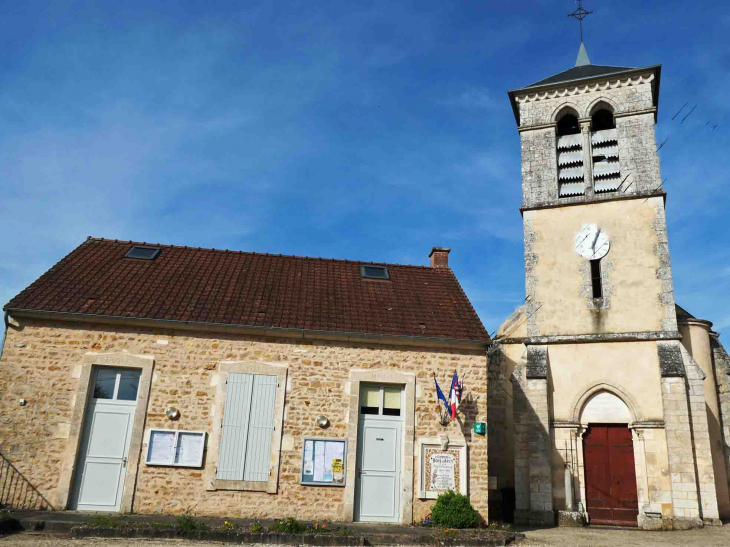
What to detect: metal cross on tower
<box><xmin>568</xmin><ymin>0</ymin><xmax>593</xmax><ymax>43</ymax></box>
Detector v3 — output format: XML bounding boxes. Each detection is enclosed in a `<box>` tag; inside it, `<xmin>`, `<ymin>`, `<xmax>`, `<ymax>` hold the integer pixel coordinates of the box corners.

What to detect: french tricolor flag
<box><xmin>448</xmin><ymin>371</ymin><xmax>461</xmax><ymax>420</ymax></box>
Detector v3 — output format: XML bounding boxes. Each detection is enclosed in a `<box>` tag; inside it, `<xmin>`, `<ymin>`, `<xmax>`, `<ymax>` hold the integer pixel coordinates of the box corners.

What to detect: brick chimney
<box><xmin>429</xmin><ymin>247</ymin><xmax>451</xmax><ymax>268</ymax></box>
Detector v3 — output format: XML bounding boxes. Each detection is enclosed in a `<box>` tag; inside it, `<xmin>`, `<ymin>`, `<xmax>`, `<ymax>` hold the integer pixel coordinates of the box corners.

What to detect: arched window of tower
<box><xmin>591</xmin><ymin>108</ymin><xmax>621</xmax><ymax>193</ymax></box>
<box><xmin>556</xmin><ymin>110</ymin><xmax>585</xmax><ymax>197</ymax></box>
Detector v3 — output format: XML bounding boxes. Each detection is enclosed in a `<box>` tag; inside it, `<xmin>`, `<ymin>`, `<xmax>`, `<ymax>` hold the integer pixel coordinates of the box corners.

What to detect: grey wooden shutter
<box><xmin>216</xmin><ymin>373</ymin><xmax>254</xmax><ymax>480</ymax></box>
<box><xmin>243</xmin><ymin>375</ymin><xmax>277</xmax><ymax>481</ymax></box>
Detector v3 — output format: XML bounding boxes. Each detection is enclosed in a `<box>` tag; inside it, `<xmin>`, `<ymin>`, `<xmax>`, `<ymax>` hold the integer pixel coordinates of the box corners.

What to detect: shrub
<box><xmin>175</xmin><ymin>515</ymin><xmax>209</xmax><ymax>535</ymax></box>
<box><xmin>269</xmin><ymin>517</ymin><xmax>305</xmax><ymax>534</ymax></box>
<box><xmin>430</xmin><ymin>491</ymin><xmax>479</xmax><ymax>529</ymax></box>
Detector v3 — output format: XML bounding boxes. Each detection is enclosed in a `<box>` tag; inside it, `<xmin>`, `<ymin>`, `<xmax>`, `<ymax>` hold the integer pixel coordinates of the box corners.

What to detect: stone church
<box><xmin>487</xmin><ymin>43</ymin><xmax>730</xmax><ymax>530</ymax></box>
<box><xmin>1</xmin><ymin>41</ymin><xmax>729</xmax><ymax>531</ymax></box>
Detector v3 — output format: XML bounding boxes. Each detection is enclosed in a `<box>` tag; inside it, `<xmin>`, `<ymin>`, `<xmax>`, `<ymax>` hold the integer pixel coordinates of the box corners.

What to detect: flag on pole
<box><xmin>434</xmin><ymin>375</ymin><xmax>449</xmax><ymax>416</ymax></box>
<box><xmin>448</xmin><ymin>371</ymin><xmax>460</xmax><ymax>420</ymax></box>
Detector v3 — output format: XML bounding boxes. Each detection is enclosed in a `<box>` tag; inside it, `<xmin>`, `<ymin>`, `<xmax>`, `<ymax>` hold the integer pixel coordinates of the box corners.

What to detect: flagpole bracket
<box><xmin>438</xmin><ymin>433</ymin><xmax>450</xmax><ymax>450</ymax></box>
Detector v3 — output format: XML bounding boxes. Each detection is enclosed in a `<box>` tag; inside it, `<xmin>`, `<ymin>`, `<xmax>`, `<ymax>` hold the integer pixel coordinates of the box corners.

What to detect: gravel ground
<box><xmin>515</xmin><ymin>525</ymin><xmax>730</xmax><ymax>547</ymax></box>
<box><xmin>0</xmin><ymin>536</ymin><xmax>276</xmax><ymax>547</ymax></box>
<box><xmin>2</xmin><ymin>527</ymin><xmax>730</xmax><ymax>547</ymax></box>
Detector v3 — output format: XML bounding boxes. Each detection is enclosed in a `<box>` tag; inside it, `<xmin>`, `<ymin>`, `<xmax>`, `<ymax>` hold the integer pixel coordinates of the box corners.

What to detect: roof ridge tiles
<box><xmin>85</xmin><ymin>236</ymin><xmax>433</xmax><ymax>269</ymax></box>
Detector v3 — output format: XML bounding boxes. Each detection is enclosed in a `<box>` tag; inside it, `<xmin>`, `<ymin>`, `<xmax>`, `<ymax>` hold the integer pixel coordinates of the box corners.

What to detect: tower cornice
<box><xmin>508</xmin><ymin>65</ymin><xmax>661</xmax><ymax>126</ymax></box>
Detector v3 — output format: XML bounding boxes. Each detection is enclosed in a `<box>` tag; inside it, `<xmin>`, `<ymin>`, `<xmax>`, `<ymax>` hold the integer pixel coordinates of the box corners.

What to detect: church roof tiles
<box><xmin>4</xmin><ymin>237</ymin><xmax>490</xmax><ymax>344</ymax></box>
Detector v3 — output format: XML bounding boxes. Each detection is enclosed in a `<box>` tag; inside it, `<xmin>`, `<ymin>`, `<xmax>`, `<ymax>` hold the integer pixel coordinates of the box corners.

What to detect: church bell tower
<box><xmin>492</xmin><ymin>36</ymin><xmax>725</xmax><ymax>529</ymax></box>
<box><xmin>506</xmin><ymin>49</ymin><xmax>669</xmax><ymax>336</ymax></box>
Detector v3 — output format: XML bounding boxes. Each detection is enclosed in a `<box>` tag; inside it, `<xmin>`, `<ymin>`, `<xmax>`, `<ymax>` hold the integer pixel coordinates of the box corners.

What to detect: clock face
<box><xmin>574</xmin><ymin>223</ymin><xmax>610</xmax><ymax>260</ymax></box>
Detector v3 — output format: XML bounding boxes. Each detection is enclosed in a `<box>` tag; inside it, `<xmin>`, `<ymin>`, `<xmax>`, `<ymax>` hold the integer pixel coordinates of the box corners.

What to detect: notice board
<box><xmin>300</xmin><ymin>437</ymin><xmax>347</xmax><ymax>486</ymax></box>
<box><xmin>146</xmin><ymin>429</ymin><xmax>206</xmax><ymax>468</ymax></box>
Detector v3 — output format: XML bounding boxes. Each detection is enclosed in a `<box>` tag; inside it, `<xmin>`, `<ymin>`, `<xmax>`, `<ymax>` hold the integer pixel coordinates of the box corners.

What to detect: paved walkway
<box><xmin>515</xmin><ymin>524</ymin><xmax>730</xmax><ymax>546</ymax></box>
<box><xmin>9</xmin><ymin>511</ymin><xmax>429</xmax><ymax>534</ymax></box>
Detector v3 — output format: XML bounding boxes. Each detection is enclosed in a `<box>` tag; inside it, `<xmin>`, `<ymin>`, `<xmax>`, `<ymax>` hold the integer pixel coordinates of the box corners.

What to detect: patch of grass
<box><xmin>175</xmin><ymin>514</ymin><xmax>209</xmax><ymax>535</ymax></box>
<box><xmin>488</xmin><ymin>520</ymin><xmax>511</xmax><ymax>531</ymax></box>
<box><xmin>269</xmin><ymin>517</ymin><xmax>305</xmax><ymax>534</ymax></box>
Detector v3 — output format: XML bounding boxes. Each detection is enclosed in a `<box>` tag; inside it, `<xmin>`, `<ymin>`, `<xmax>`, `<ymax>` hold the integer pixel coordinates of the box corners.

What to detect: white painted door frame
<box><xmin>354</xmin><ymin>384</ymin><xmax>404</xmax><ymax>523</ymax></box>
<box><xmin>70</xmin><ymin>367</ymin><xmax>140</xmax><ymax>511</ymax></box>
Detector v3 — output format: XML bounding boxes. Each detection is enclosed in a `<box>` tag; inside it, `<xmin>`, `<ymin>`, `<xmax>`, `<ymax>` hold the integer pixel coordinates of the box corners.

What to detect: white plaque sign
<box><xmin>429</xmin><ymin>453</ymin><xmax>456</xmax><ymax>491</ymax></box>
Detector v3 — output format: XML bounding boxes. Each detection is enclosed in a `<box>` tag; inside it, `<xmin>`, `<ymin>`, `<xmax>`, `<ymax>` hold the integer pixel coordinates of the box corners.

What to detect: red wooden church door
<box><xmin>583</xmin><ymin>425</ymin><xmax>639</xmax><ymax>526</ymax></box>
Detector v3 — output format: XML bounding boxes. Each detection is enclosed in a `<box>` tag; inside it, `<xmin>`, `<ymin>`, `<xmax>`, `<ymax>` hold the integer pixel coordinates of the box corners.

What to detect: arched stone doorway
<box><xmin>580</xmin><ymin>391</ymin><xmax>639</xmax><ymax>526</ymax></box>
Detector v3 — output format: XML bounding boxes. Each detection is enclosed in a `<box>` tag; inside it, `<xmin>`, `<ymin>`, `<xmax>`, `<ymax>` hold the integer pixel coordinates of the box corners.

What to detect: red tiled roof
<box><xmin>5</xmin><ymin>238</ymin><xmax>489</xmax><ymax>343</ymax></box>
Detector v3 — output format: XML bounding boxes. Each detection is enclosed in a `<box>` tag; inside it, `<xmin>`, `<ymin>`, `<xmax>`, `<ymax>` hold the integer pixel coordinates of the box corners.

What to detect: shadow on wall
<box><xmin>0</xmin><ymin>448</ymin><xmax>55</xmax><ymax>510</ymax></box>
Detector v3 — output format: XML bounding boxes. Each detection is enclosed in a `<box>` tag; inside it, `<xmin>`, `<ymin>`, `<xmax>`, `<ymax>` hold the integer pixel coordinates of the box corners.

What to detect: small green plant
<box><xmin>0</xmin><ymin>509</ymin><xmax>12</xmax><ymax>521</ymax></box>
<box><xmin>488</xmin><ymin>520</ymin><xmax>511</xmax><ymax>531</ymax></box>
<box><xmin>335</xmin><ymin>527</ymin><xmax>355</xmax><ymax>536</ymax></box>
<box><xmin>221</xmin><ymin>520</ymin><xmax>238</xmax><ymax>532</ymax></box>
<box><xmin>430</xmin><ymin>490</ymin><xmax>479</xmax><ymax>529</ymax></box>
<box><xmin>175</xmin><ymin>514</ymin><xmax>209</xmax><ymax>535</ymax></box>
<box><xmin>270</xmin><ymin>517</ymin><xmax>305</xmax><ymax>534</ymax></box>
<box><xmin>250</xmin><ymin>520</ymin><xmax>263</xmax><ymax>532</ymax></box>
<box><xmin>87</xmin><ymin>514</ymin><xmax>126</xmax><ymax>528</ymax></box>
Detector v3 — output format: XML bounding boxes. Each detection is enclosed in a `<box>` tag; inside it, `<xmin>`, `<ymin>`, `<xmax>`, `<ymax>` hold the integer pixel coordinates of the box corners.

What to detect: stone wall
<box><xmin>511</xmin><ymin>364</ymin><xmax>553</xmax><ymax>525</ymax></box>
<box><xmin>0</xmin><ymin>317</ymin><xmax>488</xmax><ymax>522</ymax></box>
<box><xmin>711</xmin><ymin>333</ymin><xmax>730</xmax><ymax>508</ymax></box>
<box><xmin>659</xmin><ymin>341</ymin><xmax>721</xmax><ymax>525</ymax></box>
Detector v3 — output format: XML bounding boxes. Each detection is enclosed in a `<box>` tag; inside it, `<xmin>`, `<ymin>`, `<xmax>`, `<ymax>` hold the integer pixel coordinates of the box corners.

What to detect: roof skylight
<box><xmin>125</xmin><ymin>246</ymin><xmax>161</xmax><ymax>260</ymax></box>
<box><xmin>360</xmin><ymin>265</ymin><xmax>389</xmax><ymax>280</ymax></box>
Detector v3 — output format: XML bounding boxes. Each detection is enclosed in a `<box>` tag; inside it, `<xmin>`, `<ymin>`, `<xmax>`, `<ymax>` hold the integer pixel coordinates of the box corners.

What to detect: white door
<box><xmin>70</xmin><ymin>367</ymin><xmax>141</xmax><ymax>511</ymax></box>
<box><xmin>355</xmin><ymin>384</ymin><xmax>403</xmax><ymax>523</ymax></box>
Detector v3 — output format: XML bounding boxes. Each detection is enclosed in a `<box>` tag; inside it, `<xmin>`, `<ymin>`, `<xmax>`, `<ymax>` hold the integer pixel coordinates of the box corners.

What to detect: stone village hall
<box><xmin>2</xmin><ymin>42</ymin><xmax>729</xmax><ymax>531</ymax></box>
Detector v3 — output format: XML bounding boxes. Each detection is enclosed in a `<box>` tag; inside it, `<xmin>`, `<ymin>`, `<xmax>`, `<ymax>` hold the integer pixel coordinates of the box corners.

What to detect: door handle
<box><xmin>123</xmin><ymin>457</ymin><xmax>128</xmax><ymax>468</ymax></box>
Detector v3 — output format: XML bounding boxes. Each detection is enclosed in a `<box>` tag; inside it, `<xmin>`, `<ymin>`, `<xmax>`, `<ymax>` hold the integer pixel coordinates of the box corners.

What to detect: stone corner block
<box><xmin>556</xmin><ymin>511</ymin><xmax>587</xmax><ymax>527</ymax></box>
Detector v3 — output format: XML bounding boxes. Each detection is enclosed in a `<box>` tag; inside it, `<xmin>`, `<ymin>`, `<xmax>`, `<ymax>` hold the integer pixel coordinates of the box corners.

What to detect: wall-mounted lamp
<box><xmin>18</xmin><ymin>399</ymin><xmax>27</xmax><ymax>407</ymax></box>
<box><xmin>316</xmin><ymin>415</ymin><xmax>329</xmax><ymax>428</ymax></box>
<box><xmin>165</xmin><ymin>407</ymin><xmax>180</xmax><ymax>420</ymax></box>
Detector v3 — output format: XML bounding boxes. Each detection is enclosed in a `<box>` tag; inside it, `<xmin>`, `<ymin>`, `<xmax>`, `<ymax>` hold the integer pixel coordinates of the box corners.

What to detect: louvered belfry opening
<box><xmin>556</xmin><ymin>111</ymin><xmax>585</xmax><ymax>197</ymax></box>
<box><xmin>591</xmin><ymin>108</ymin><xmax>621</xmax><ymax>193</ymax></box>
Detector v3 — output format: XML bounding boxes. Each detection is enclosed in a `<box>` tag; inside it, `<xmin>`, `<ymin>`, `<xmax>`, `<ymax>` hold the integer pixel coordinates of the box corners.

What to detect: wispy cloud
<box><xmin>0</xmin><ymin>0</ymin><xmax>728</xmax><ymax>340</ymax></box>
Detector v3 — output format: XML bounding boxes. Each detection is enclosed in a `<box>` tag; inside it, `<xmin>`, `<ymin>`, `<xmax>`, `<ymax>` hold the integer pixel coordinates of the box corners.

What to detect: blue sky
<box><xmin>1</xmin><ymin>0</ymin><xmax>729</xmax><ymax>346</ymax></box>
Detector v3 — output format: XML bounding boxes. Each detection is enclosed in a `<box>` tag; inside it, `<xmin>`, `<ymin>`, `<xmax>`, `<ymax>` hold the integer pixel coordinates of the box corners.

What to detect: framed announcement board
<box><xmin>416</xmin><ymin>437</ymin><xmax>468</xmax><ymax>499</ymax></box>
<box><xmin>146</xmin><ymin>429</ymin><xmax>206</xmax><ymax>468</ymax></box>
<box><xmin>300</xmin><ymin>437</ymin><xmax>347</xmax><ymax>486</ymax></box>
